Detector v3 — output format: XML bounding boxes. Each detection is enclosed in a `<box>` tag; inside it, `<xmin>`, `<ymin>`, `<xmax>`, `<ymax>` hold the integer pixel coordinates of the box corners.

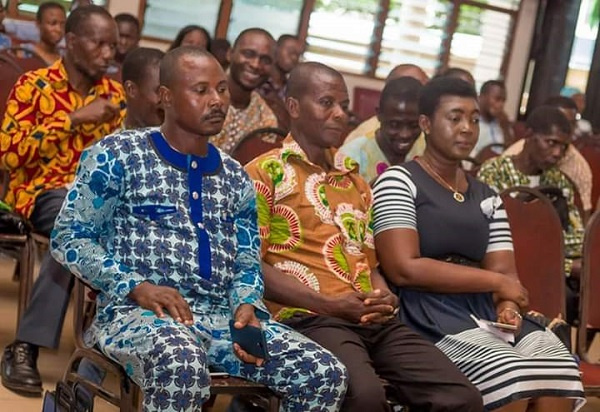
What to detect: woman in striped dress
<box><xmin>372</xmin><ymin>77</ymin><xmax>584</xmax><ymax>411</ymax></box>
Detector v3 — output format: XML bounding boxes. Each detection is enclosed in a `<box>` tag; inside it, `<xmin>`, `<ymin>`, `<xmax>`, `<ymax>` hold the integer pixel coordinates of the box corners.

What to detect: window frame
<box><xmin>138</xmin><ymin>0</ymin><xmax>520</xmax><ymax>80</ymax></box>
<box><xmin>6</xmin><ymin>0</ymin><xmax>111</xmax><ymax>20</ymax></box>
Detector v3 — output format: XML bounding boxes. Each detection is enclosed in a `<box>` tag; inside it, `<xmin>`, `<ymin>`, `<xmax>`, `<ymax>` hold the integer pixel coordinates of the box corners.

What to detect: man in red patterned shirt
<box><xmin>0</xmin><ymin>5</ymin><xmax>125</xmax><ymax>395</ymax></box>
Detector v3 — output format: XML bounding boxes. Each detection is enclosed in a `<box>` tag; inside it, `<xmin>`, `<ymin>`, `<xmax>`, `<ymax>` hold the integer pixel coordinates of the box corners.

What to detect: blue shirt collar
<box><xmin>150</xmin><ymin>130</ymin><xmax>222</xmax><ymax>174</ymax></box>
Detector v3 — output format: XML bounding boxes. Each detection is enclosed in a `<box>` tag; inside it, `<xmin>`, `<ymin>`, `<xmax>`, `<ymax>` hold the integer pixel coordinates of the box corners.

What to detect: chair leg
<box><xmin>120</xmin><ymin>376</ymin><xmax>141</xmax><ymax>412</ymax></box>
<box><xmin>268</xmin><ymin>395</ymin><xmax>280</xmax><ymax>412</ymax></box>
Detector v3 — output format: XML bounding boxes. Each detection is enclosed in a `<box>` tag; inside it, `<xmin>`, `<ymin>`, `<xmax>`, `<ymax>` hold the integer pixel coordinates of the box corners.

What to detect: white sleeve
<box><xmin>372</xmin><ymin>166</ymin><xmax>418</xmax><ymax>236</ymax></box>
<box><xmin>481</xmin><ymin>195</ymin><xmax>514</xmax><ymax>253</ymax></box>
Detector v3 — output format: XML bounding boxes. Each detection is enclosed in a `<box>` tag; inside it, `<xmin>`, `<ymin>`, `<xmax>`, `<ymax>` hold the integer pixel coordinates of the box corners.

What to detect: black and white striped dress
<box><xmin>372</xmin><ymin>161</ymin><xmax>585</xmax><ymax>411</ymax></box>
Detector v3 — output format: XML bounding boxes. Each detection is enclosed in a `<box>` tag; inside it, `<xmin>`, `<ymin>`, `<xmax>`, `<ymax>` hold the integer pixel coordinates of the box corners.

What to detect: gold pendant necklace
<box><xmin>418</xmin><ymin>158</ymin><xmax>465</xmax><ymax>203</ymax></box>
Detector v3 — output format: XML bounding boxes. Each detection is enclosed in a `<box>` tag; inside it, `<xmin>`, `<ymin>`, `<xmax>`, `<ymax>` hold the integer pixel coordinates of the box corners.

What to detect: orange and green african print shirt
<box><xmin>245</xmin><ymin>135</ymin><xmax>377</xmax><ymax>320</ymax></box>
<box><xmin>0</xmin><ymin>59</ymin><xmax>126</xmax><ymax>218</ymax></box>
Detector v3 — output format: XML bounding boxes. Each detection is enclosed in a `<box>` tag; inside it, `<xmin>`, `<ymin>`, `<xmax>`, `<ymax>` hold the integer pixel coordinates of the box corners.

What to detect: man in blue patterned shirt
<box><xmin>50</xmin><ymin>47</ymin><xmax>347</xmax><ymax>412</ymax></box>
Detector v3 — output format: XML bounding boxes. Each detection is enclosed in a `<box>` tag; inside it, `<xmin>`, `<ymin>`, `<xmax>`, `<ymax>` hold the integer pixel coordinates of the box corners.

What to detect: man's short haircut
<box><xmin>169</xmin><ymin>25</ymin><xmax>211</xmax><ymax>51</ymax></box>
<box><xmin>277</xmin><ymin>34</ymin><xmax>298</xmax><ymax>46</ymax></box>
<box><xmin>441</xmin><ymin>67</ymin><xmax>475</xmax><ymax>85</ymax></box>
<box><xmin>65</xmin><ymin>5</ymin><xmax>112</xmax><ymax>35</ymax></box>
<box><xmin>480</xmin><ymin>80</ymin><xmax>506</xmax><ymax>95</ymax></box>
<box><xmin>419</xmin><ymin>77</ymin><xmax>477</xmax><ymax>117</ymax></box>
<box><xmin>286</xmin><ymin>62</ymin><xmax>344</xmax><ymax>100</ymax></box>
<box><xmin>380</xmin><ymin>76</ymin><xmax>422</xmax><ymax>108</ymax></box>
<box><xmin>122</xmin><ymin>47</ymin><xmax>164</xmax><ymax>84</ymax></box>
<box><xmin>160</xmin><ymin>46</ymin><xmax>214</xmax><ymax>88</ymax></box>
<box><xmin>385</xmin><ymin>63</ymin><xmax>427</xmax><ymax>83</ymax></box>
<box><xmin>114</xmin><ymin>13</ymin><xmax>140</xmax><ymax>33</ymax></box>
<box><xmin>36</xmin><ymin>1</ymin><xmax>65</xmax><ymax>22</ymax></box>
<box><xmin>544</xmin><ymin>95</ymin><xmax>578</xmax><ymax>112</ymax></box>
<box><xmin>210</xmin><ymin>38</ymin><xmax>230</xmax><ymax>53</ymax></box>
<box><xmin>526</xmin><ymin>105</ymin><xmax>573</xmax><ymax>136</ymax></box>
<box><xmin>232</xmin><ymin>28</ymin><xmax>274</xmax><ymax>50</ymax></box>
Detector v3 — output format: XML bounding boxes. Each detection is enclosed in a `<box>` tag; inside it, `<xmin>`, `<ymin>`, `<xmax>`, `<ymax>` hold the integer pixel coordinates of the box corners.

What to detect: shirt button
<box><xmin>191</xmin><ymin>160</ymin><xmax>198</xmax><ymax>169</ymax></box>
<box><xmin>197</xmin><ymin>222</ymin><xmax>204</xmax><ymax>230</ymax></box>
<box><xmin>192</xmin><ymin>191</ymin><xmax>199</xmax><ymax>200</ymax></box>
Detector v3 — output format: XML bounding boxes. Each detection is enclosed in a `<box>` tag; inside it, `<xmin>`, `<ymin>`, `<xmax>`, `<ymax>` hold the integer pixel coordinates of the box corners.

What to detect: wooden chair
<box><xmin>500</xmin><ymin>186</ymin><xmax>566</xmax><ymax>318</ymax></box>
<box><xmin>474</xmin><ymin>143</ymin><xmax>505</xmax><ymax>165</ymax></box>
<box><xmin>0</xmin><ymin>52</ymin><xmax>24</xmax><ymax>115</ymax></box>
<box><xmin>461</xmin><ymin>157</ymin><xmax>481</xmax><ymax>177</ymax></box>
<box><xmin>63</xmin><ymin>278</ymin><xmax>280</xmax><ymax>411</ymax></box>
<box><xmin>576</xmin><ymin>209</ymin><xmax>600</xmax><ymax>396</ymax></box>
<box><xmin>230</xmin><ymin>127</ymin><xmax>287</xmax><ymax>166</ymax></box>
<box><xmin>352</xmin><ymin>87</ymin><xmax>381</xmax><ymax>122</ymax></box>
<box><xmin>5</xmin><ymin>47</ymin><xmax>46</xmax><ymax>72</ymax></box>
<box><xmin>0</xmin><ymin>169</ymin><xmax>36</xmax><ymax>327</ymax></box>
<box><xmin>62</xmin><ymin>278</ymin><xmax>141</xmax><ymax>411</ymax></box>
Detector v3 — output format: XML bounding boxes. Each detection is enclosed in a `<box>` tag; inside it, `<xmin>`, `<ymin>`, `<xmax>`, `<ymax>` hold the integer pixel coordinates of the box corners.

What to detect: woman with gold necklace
<box><xmin>372</xmin><ymin>77</ymin><xmax>584</xmax><ymax>411</ymax></box>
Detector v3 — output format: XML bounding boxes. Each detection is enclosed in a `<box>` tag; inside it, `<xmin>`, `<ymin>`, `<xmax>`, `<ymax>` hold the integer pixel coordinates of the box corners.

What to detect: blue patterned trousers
<box><xmin>93</xmin><ymin>307</ymin><xmax>348</xmax><ymax>411</ymax></box>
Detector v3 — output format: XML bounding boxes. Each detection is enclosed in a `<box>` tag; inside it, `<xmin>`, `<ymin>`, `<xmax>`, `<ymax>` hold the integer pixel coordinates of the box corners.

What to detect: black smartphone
<box><xmin>229</xmin><ymin>320</ymin><xmax>269</xmax><ymax>361</ymax></box>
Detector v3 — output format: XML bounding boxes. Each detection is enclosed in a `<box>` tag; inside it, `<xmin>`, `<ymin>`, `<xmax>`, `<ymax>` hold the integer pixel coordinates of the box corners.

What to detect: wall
<box><xmin>108</xmin><ymin>0</ymin><xmax>140</xmax><ymax>16</ymax></box>
<box><xmin>505</xmin><ymin>0</ymin><xmax>539</xmax><ymax>120</ymax></box>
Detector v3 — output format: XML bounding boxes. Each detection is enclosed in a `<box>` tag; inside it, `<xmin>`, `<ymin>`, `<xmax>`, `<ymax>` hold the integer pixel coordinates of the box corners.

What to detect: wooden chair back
<box><xmin>352</xmin><ymin>87</ymin><xmax>381</xmax><ymax>121</ymax></box>
<box><xmin>576</xmin><ymin>209</ymin><xmax>600</xmax><ymax>396</ymax></box>
<box><xmin>0</xmin><ymin>53</ymin><xmax>24</xmax><ymax>116</ymax></box>
<box><xmin>231</xmin><ymin>127</ymin><xmax>287</xmax><ymax>165</ymax></box>
<box><xmin>578</xmin><ymin>210</ymin><xmax>600</xmax><ymax>359</ymax></box>
<box><xmin>5</xmin><ymin>47</ymin><xmax>47</xmax><ymax>72</ymax></box>
<box><xmin>500</xmin><ymin>186</ymin><xmax>565</xmax><ymax>318</ymax></box>
<box><xmin>474</xmin><ymin>143</ymin><xmax>504</xmax><ymax>165</ymax></box>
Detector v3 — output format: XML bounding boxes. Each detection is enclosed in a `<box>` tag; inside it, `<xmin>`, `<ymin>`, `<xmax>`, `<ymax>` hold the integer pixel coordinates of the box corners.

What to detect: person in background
<box><xmin>439</xmin><ymin>67</ymin><xmax>476</xmax><ymax>87</ymax></box>
<box><xmin>561</xmin><ymin>86</ymin><xmax>593</xmax><ymax>138</ymax></box>
<box><xmin>21</xmin><ymin>2</ymin><xmax>66</xmax><ymax>65</ymax></box>
<box><xmin>373</xmin><ymin>78</ymin><xmax>584</xmax><ymax>411</ymax></box>
<box><xmin>479</xmin><ymin>106</ymin><xmax>586</xmax><ymax>324</ymax></box>
<box><xmin>258</xmin><ymin>34</ymin><xmax>304</xmax><ymax>132</ymax></box>
<box><xmin>340</xmin><ymin>77</ymin><xmax>422</xmax><ymax>183</ymax></box>
<box><xmin>210</xmin><ymin>28</ymin><xmax>278</xmax><ymax>154</ymax></box>
<box><xmin>0</xmin><ymin>5</ymin><xmax>125</xmax><ymax>396</ymax></box>
<box><xmin>70</xmin><ymin>0</ymin><xmax>92</xmax><ymax>11</ymax></box>
<box><xmin>471</xmin><ymin>80</ymin><xmax>513</xmax><ymax>158</ymax></box>
<box><xmin>344</xmin><ymin>63</ymin><xmax>429</xmax><ymax>157</ymax></box>
<box><xmin>503</xmin><ymin>96</ymin><xmax>594</xmax><ymax>217</ymax></box>
<box><xmin>210</xmin><ymin>37</ymin><xmax>231</xmax><ymax>70</ymax></box>
<box><xmin>246</xmin><ymin>62</ymin><xmax>483</xmax><ymax>412</ymax></box>
<box><xmin>0</xmin><ymin>1</ymin><xmax>12</xmax><ymax>49</ymax></box>
<box><xmin>169</xmin><ymin>24</ymin><xmax>211</xmax><ymax>50</ymax></box>
<box><xmin>121</xmin><ymin>47</ymin><xmax>164</xmax><ymax>129</ymax></box>
<box><xmin>51</xmin><ymin>47</ymin><xmax>349</xmax><ymax>412</ymax></box>
<box><xmin>114</xmin><ymin>13</ymin><xmax>140</xmax><ymax>65</ymax></box>
<box><xmin>259</xmin><ymin>34</ymin><xmax>303</xmax><ymax>103</ymax></box>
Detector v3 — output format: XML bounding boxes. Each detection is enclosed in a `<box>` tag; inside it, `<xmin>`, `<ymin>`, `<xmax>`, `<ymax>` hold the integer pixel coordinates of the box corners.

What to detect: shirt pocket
<box><xmin>131</xmin><ymin>204</ymin><xmax>177</xmax><ymax>222</ymax></box>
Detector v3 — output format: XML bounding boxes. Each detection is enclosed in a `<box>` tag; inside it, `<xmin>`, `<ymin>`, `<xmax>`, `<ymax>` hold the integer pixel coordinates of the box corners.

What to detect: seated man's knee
<box><xmin>141</xmin><ymin>328</ymin><xmax>211</xmax><ymax>404</ymax></box>
<box><xmin>430</xmin><ymin>383</ymin><xmax>483</xmax><ymax>412</ymax></box>
<box><xmin>343</xmin><ymin>377</ymin><xmax>387</xmax><ymax>411</ymax></box>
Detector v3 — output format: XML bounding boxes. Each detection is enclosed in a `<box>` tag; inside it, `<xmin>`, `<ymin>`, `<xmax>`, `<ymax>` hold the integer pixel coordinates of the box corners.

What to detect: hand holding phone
<box><xmin>229</xmin><ymin>319</ymin><xmax>269</xmax><ymax>362</ymax></box>
<box><xmin>484</xmin><ymin>320</ymin><xmax>518</xmax><ymax>331</ymax></box>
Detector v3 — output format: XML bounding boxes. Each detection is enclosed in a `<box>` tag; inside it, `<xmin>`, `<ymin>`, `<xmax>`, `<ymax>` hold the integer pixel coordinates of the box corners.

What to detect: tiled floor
<box><xmin>0</xmin><ymin>253</ymin><xmax>599</xmax><ymax>411</ymax></box>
